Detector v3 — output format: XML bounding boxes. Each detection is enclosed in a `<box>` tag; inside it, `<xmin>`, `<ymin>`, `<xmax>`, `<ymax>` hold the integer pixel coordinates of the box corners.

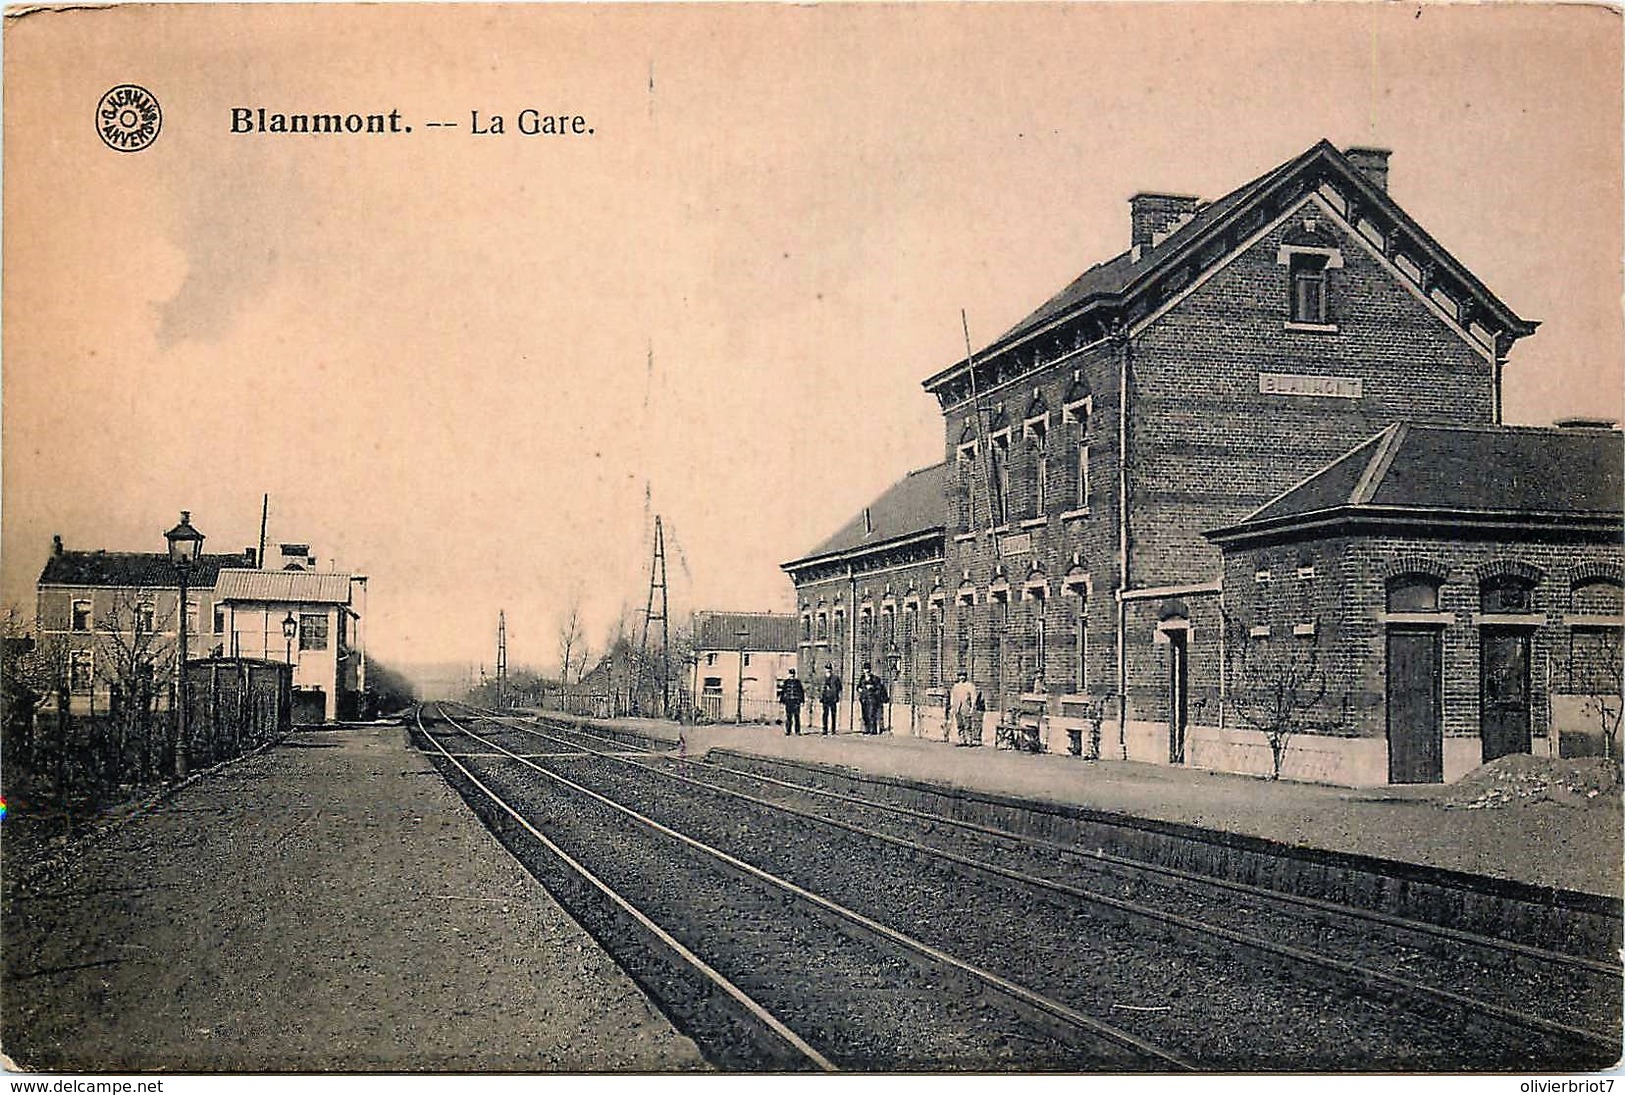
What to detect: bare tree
<box><xmin>557</xmin><ymin>596</ymin><xmax>588</xmax><ymax>685</ymax></box>
<box><xmin>2</xmin><ymin>607</ymin><xmax>45</xmax><ymax>765</ymax></box>
<box><xmin>1561</xmin><ymin>626</ymin><xmax>1624</xmax><ymax>760</ymax></box>
<box><xmin>95</xmin><ymin>588</ymin><xmax>177</xmax><ymax>781</ymax></box>
<box><xmin>1227</xmin><ymin>619</ymin><xmax>1340</xmax><ymax>780</ymax></box>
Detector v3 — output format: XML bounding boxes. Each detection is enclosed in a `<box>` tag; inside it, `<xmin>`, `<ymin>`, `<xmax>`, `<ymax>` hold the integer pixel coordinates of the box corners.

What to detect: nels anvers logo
<box><xmin>97</xmin><ymin>84</ymin><xmax>162</xmax><ymax>152</ymax></box>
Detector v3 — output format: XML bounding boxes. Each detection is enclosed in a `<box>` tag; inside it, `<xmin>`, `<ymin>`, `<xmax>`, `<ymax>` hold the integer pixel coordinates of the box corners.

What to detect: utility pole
<box><xmin>636</xmin><ymin>515</ymin><xmax>670</xmax><ymax>718</ymax></box>
<box><xmin>496</xmin><ymin>609</ymin><xmax>508</xmax><ymax>709</ymax></box>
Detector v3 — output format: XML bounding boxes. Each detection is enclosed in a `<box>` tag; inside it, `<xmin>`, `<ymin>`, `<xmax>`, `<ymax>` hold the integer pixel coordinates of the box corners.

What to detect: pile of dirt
<box><xmin>1441</xmin><ymin>754</ymin><xmax>1622</xmax><ymax>810</ymax></box>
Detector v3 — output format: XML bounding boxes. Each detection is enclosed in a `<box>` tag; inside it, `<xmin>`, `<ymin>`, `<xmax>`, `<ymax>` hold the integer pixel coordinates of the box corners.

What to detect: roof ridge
<box><xmin>1351</xmin><ymin>422</ymin><xmax>1408</xmax><ymax>505</ymax></box>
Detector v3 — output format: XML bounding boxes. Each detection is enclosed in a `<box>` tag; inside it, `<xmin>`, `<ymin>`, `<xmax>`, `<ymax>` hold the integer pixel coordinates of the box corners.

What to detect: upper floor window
<box><xmin>1290</xmin><ymin>253</ymin><xmax>1329</xmax><ymax>324</ymax></box>
<box><xmin>72</xmin><ymin>600</ymin><xmax>92</xmax><ymax>632</ymax></box>
<box><xmin>1386</xmin><ymin>574</ymin><xmax>1442</xmax><ymax>614</ymax></box>
<box><xmin>955</xmin><ymin>442</ymin><xmax>977</xmax><ymax>533</ymax></box>
<box><xmin>1076</xmin><ymin>445</ymin><xmax>1092</xmax><ymax>509</ymax></box>
<box><xmin>136</xmin><ymin>602</ymin><xmax>156</xmax><ymax>634</ymax></box>
<box><xmin>706</xmin><ymin>652</ymin><xmax>717</xmax><ymax>667</ymax></box>
<box><xmin>299</xmin><ymin>612</ymin><xmax>329</xmax><ymax>651</ymax></box>
<box><xmin>213</xmin><ymin>605</ymin><xmax>227</xmax><ymax>634</ymax></box>
<box><xmin>989</xmin><ymin>433</ymin><xmax>1011</xmax><ymax>526</ymax></box>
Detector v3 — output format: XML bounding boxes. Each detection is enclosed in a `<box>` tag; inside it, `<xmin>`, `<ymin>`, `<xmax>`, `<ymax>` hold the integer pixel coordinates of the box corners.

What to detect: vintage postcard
<box><xmin>3</xmin><ymin>1</ymin><xmax>1621</xmax><ymax>1082</ymax></box>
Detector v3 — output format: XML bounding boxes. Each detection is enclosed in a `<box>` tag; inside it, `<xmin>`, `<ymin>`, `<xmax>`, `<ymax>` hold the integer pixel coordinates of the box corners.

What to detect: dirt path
<box><xmin>2</xmin><ymin>726</ymin><xmax>707</xmax><ymax>1072</ymax></box>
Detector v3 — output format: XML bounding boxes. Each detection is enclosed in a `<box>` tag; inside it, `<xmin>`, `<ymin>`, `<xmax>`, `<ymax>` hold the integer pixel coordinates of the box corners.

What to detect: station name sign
<box><xmin>1000</xmin><ymin>532</ymin><xmax>1033</xmax><ymax>556</ymax></box>
<box><xmin>1258</xmin><ymin>372</ymin><xmax>1363</xmax><ymax>399</ymax></box>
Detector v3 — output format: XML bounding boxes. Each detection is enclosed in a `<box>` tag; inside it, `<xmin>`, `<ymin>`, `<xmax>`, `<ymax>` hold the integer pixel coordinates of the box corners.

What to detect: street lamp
<box><xmin>164</xmin><ymin>511</ymin><xmax>205</xmax><ymax>778</ymax></box>
<box><xmin>736</xmin><ymin>626</ymin><xmax>750</xmax><ymax>725</ymax></box>
<box><xmin>886</xmin><ymin>641</ymin><xmax>903</xmax><ymax>734</ymax></box>
<box><xmin>282</xmin><ymin>611</ymin><xmax>298</xmax><ymax>667</ymax></box>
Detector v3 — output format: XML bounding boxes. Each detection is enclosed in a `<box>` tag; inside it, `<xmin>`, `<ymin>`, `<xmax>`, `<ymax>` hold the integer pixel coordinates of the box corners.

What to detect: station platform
<box><xmin>540</xmin><ymin>712</ymin><xmax>1622</xmax><ymax>900</ymax></box>
<box><xmin>1</xmin><ymin>725</ymin><xmax>706</xmax><ymax>1072</ymax></box>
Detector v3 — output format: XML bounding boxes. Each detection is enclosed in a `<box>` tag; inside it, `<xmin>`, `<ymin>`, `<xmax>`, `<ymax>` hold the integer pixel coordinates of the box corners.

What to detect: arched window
<box><xmin>1386</xmin><ymin>574</ymin><xmax>1441</xmax><ymax>614</ymax></box>
<box><xmin>1480</xmin><ymin>574</ymin><xmax>1535</xmax><ymax>615</ymax></box>
<box><xmin>1573</xmin><ymin>577</ymin><xmax>1624</xmax><ymax>616</ymax></box>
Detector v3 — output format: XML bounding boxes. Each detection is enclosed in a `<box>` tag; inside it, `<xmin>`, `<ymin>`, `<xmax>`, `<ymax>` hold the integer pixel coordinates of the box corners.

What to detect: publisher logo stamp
<box><xmin>97</xmin><ymin>85</ymin><xmax>162</xmax><ymax>152</ymax></box>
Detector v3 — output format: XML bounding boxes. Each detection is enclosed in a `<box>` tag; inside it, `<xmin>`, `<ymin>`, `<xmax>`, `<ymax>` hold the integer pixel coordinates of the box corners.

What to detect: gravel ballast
<box><xmin>2</xmin><ymin>726</ymin><xmax>706</xmax><ymax>1072</ymax></box>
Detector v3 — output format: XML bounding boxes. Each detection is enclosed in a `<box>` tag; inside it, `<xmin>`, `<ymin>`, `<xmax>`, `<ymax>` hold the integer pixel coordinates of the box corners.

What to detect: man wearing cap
<box><xmin>819</xmin><ymin>664</ymin><xmax>842</xmax><ymax>735</ymax></box>
<box><xmin>778</xmin><ymin>669</ymin><xmax>806</xmax><ymax>736</ymax></box>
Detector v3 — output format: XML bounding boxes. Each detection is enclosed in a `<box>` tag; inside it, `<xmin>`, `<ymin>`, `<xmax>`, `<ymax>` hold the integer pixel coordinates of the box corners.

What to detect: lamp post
<box><xmin>887</xmin><ymin>641</ymin><xmax>903</xmax><ymax>734</ymax></box>
<box><xmin>164</xmin><ymin>511</ymin><xmax>205</xmax><ymax>778</ymax></box>
<box><xmin>736</xmin><ymin>626</ymin><xmax>750</xmax><ymax>725</ymax></box>
<box><xmin>282</xmin><ymin>611</ymin><xmax>298</xmax><ymax>668</ymax></box>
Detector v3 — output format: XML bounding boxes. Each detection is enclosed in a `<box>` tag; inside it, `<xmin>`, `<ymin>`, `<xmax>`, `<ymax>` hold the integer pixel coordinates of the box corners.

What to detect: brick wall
<box><xmin>1219</xmin><ymin>530</ymin><xmax>1623</xmax><ymax>778</ymax></box>
<box><xmin>1129</xmin><ymin>202</ymin><xmax>1497</xmax><ymax>589</ymax></box>
<box><xmin>940</xmin><ymin>341</ymin><xmax>1123</xmax><ymax>711</ymax></box>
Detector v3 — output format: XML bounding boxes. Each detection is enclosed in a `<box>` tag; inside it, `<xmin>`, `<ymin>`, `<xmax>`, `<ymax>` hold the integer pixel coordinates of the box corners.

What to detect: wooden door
<box><xmin>1480</xmin><ymin>627</ymin><xmax>1532</xmax><ymax>763</ymax></box>
<box><xmin>1387</xmin><ymin>628</ymin><xmax>1442</xmax><ymax>784</ymax></box>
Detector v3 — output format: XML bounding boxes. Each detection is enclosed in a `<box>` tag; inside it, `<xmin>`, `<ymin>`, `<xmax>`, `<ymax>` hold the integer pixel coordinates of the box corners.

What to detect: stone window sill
<box><xmin>1284</xmin><ymin>321</ymin><xmax>1339</xmax><ymax>334</ymax></box>
<box><xmin>1060</xmin><ymin>507</ymin><xmax>1091</xmax><ymax>521</ymax></box>
<box><xmin>1018</xmin><ymin>516</ymin><xmax>1047</xmax><ymax>530</ymax></box>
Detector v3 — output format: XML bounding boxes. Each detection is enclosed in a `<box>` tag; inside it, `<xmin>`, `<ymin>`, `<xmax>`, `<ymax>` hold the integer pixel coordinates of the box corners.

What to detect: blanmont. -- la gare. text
<box><xmin>229</xmin><ymin>108</ymin><xmax>592</xmax><ymax>136</ymax></box>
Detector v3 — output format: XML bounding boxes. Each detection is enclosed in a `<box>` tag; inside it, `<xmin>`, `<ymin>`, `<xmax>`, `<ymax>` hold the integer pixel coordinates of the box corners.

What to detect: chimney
<box><xmin>51</xmin><ymin>534</ymin><xmax>63</xmax><ymax>556</ymax></box>
<box><xmin>1344</xmin><ymin>147</ymin><xmax>1391</xmax><ymax>192</ymax></box>
<box><xmin>1130</xmin><ymin>193</ymin><xmax>1200</xmax><ymax>254</ymax></box>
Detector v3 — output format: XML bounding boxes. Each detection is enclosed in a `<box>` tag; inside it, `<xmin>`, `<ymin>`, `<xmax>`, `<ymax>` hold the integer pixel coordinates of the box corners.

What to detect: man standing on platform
<box><xmin>857</xmin><ymin>663</ymin><xmax>888</xmax><ymax>735</ymax></box>
<box><xmin>779</xmin><ymin>669</ymin><xmax>805</xmax><ymax>736</ymax></box>
<box><xmin>820</xmin><ymin>664</ymin><xmax>842</xmax><ymax>735</ymax></box>
<box><xmin>949</xmin><ymin>670</ymin><xmax>982</xmax><ymax>746</ymax></box>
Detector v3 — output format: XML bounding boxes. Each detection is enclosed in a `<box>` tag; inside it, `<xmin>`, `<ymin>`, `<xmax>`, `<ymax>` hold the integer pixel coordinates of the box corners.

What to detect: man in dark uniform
<box><xmin>857</xmin><ymin>663</ymin><xmax>889</xmax><ymax>734</ymax></box>
<box><xmin>778</xmin><ymin>669</ymin><xmax>806</xmax><ymax>736</ymax></box>
<box><xmin>820</xmin><ymin>664</ymin><xmax>842</xmax><ymax>734</ymax></box>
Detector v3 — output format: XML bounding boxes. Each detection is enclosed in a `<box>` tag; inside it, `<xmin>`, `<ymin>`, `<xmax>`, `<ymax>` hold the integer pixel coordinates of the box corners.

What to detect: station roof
<box><xmin>925</xmin><ymin>139</ymin><xmax>1538</xmax><ymax>395</ymax></box>
<box><xmin>214</xmin><ymin>568</ymin><xmax>355</xmax><ymax>605</ymax></box>
<box><xmin>784</xmin><ymin>463</ymin><xmax>946</xmax><ymax>571</ymax></box>
<box><xmin>1208</xmin><ymin>423</ymin><xmax>1624</xmax><ymax>545</ymax></box>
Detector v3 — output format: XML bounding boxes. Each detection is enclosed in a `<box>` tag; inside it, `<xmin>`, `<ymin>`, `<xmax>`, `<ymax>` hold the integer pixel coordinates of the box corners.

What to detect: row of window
<box><xmin>1386</xmin><ymin>573</ymin><xmax>1623</xmax><ymax>615</ymax></box>
<box><xmin>959</xmin><ymin>438</ymin><xmax>1091</xmax><ymax>531</ymax></box>
<box><xmin>801</xmin><ymin>597</ymin><xmax>1093</xmax><ymax>697</ymax></box>
<box><xmin>70</xmin><ymin>598</ymin><xmax>208</xmax><ymax>634</ymax></box>
<box><xmin>63</xmin><ymin>600</ymin><xmax>332</xmax><ymax>648</ymax></box>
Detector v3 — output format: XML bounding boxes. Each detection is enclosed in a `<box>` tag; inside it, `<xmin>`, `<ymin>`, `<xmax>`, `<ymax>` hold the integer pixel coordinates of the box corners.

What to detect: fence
<box><xmin>185</xmin><ymin>658</ymin><xmax>293</xmax><ymax>766</ymax></box>
<box><xmin>2</xmin><ymin>657</ymin><xmax>291</xmax><ymax>814</ymax></box>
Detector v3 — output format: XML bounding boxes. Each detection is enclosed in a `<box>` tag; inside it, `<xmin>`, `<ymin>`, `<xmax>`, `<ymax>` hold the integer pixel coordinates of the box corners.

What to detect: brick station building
<box><xmin>783</xmin><ymin>139</ymin><xmax>1623</xmax><ymax>784</ymax></box>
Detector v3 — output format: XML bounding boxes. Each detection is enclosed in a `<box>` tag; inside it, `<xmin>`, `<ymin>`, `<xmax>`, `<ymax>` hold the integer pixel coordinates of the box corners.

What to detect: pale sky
<box><xmin>5</xmin><ymin>3</ymin><xmax>1621</xmax><ymax>676</ymax></box>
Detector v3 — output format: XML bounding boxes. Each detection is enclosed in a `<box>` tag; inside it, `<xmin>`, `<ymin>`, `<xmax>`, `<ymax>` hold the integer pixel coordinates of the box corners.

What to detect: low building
<box><xmin>214</xmin><ymin>568</ymin><xmax>367</xmax><ymax>723</ymax></box>
<box><xmin>1206</xmin><ymin>423</ymin><xmax>1623</xmax><ymax>784</ymax></box>
<box><xmin>781</xmin><ymin>464</ymin><xmax>946</xmax><ymax>735</ymax></box>
<box><xmin>35</xmin><ymin>534</ymin><xmax>256</xmax><ymax>714</ymax></box>
<box><xmin>690</xmin><ymin>611</ymin><xmax>799</xmax><ymax>723</ymax></box>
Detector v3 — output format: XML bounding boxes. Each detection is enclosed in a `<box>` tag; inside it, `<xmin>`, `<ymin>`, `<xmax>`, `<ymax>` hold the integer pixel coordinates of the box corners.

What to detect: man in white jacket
<box><xmin>948</xmin><ymin>671</ymin><xmax>982</xmax><ymax>747</ymax></box>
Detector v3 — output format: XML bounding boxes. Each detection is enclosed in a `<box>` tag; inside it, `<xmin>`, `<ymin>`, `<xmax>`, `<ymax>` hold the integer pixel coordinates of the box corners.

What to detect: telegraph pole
<box><xmin>496</xmin><ymin>609</ymin><xmax>508</xmax><ymax>709</ymax></box>
<box><xmin>636</xmin><ymin>515</ymin><xmax>670</xmax><ymax>718</ymax></box>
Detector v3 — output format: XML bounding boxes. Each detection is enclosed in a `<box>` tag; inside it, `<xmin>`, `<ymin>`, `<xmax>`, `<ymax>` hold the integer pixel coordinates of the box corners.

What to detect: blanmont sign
<box><xmin>1258</xmin><ymin>372</ymin><xmax>1364</xmax><ymax>399</ymax></box>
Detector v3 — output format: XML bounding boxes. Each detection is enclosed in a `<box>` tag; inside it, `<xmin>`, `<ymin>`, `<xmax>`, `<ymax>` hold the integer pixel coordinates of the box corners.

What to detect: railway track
<box><xmin>415</xmin><ymin>703</ymin><xmax>1192</xmax><ymax>1072</ymax></box>
<box><xmin>421</xmin><ymin>702</ymin><xmax>1623</xmax><ymax>1070</ymax></box>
